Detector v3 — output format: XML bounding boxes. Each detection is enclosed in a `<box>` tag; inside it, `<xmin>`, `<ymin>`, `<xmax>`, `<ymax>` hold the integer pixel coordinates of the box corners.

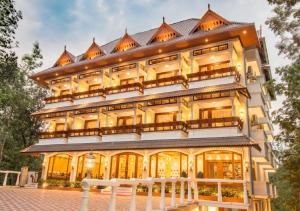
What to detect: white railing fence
<box><xmin>0</xmin><ymin>170</ymin><xmax>21</xmax><ymax>186</ymax></box>
<box><xmin>80</xmin><ymin>177</ymin><xmax>248</xmax><ymax>211</ymax></box>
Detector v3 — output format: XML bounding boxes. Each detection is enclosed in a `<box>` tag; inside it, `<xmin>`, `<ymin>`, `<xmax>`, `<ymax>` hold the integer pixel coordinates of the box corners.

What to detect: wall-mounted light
<box><xmin>240</xmin><ymin>108</ymin><xmax>245</xmax><ymax>118</ymax></box>
<box><xmin>204</xmin><ymin>38</ymin><xmax>208</xmax><ymax>43</ymax></box>
<box><xmin>158</xmin><ymin>49</ymin><xmax>162</xmax><ymax>53</ymax></box>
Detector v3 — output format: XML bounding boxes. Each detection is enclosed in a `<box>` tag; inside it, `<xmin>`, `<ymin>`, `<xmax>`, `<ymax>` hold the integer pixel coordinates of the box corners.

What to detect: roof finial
<box><xmin>125</xmin><ymin>27</ymin><xmax>128</xmax><ymax>34</ymax></box>
<box><xmin>208</xmin><ymin>3</ymin><xmax>211</xmax><ymax>10</ymax></box>
<box><xmin>64</xmin><ymin>45</ymin><xmax>66</xmax><ymax>51</ymax></box>
<box><xmin>93</xmin><ymin>37</ymin><xmax>95</xmax><ymax>43</ymax></box>
<box><xmin>163</xmin><ymin>16</ymin><xmax>165</xmax><ymax>24</ymax></box>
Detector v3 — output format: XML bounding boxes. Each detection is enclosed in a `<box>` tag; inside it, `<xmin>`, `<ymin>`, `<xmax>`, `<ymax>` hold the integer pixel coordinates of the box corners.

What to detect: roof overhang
<box><xmin>32</xmin><ymin>23</ymin><xmax>259</xmax><ymax>85</ymax></box>
<box><xmin>21</xmin><ymin>136</ymin><xmax>260</xmax><ymax>154</ymax></box>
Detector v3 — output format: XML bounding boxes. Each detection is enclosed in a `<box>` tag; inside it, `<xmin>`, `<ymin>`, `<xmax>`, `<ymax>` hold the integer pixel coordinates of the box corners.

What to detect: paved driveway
<box><xmin>0</xmin><ymin>187</ymin><xmax>176</xmax><ymax>211</ymax></box>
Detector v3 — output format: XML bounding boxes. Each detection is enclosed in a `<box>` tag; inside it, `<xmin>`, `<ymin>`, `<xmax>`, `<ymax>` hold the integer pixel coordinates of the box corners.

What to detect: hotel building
<box><xmin>23</xmin><ymin>6</ymin><xmax>277</xmax><ymax>211</ymax></box>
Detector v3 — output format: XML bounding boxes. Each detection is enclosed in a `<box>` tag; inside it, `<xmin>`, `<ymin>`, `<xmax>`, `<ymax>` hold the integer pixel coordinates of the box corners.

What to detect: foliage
<box><xmin>40</xmin><ymin>179</ymin><xmax>82</xmax><ymax>188</ymax></box>
<box><xmin>266</xmin><ymin>0</ymin><xmax>300</xmax><ymax>210</ymax></box>
<box><xmin>0</xmin><ymin>0</ymin><xmax>46</xmax><ymax>171</ymax></box>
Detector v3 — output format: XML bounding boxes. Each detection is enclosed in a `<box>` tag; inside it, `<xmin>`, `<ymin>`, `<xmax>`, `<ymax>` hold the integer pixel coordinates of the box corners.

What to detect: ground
<box><xmin>0</xmin><ymin>187</ymin><xmax>177</xmax><ymax>211</ymax></box>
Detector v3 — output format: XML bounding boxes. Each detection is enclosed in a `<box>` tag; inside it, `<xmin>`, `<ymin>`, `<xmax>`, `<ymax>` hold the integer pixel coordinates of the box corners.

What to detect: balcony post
<box><xmin>189</xmin><ymin>52</ymin><xmax>194</xmax><ymax>74</ymax></box>
<box><xmin>217</xmin><ymin>182</ymin><xmax>222</xmax><ymax>202</ymax></box>
<box><xmin>243</xmin><ymin>181</ymin><xmax>248</xmax><ymax>206</ymax></box>
<box><xmin>3</xmin><ymin>172</ymin><xmax>8</xmax><ymax>186</ymax></box>
<box><xmin>160</xmin><ymin>181</ymin><xmax>166</xmax><ymax>210</ymax></box>
<box><xmin>146</xmin><ymin>183</ymin><xmax>153</xmax><ymax>211</ymax></box>
<box><xmin>15</xmin><ymin>172</ymin><xmax>21</xmax><ymax>186</ymax></box>
<box><xmin>193</xmin><ymin>181</ymin><xmax>198</xmax><ymax>201</ymax></box>
<box><xmin>109</xmin><ymin>69</ymin><xmax>112</xmax><ymax>87</ymax></box>
<box><xmin>108</xmin><ymin>185</ymin><xmax>118</xmax><ymax>211</ymax></box>
<box><xmin>179</xmin><ymin>54</ymin><xmax>182</xmax><ymax>75</ymax></box>
<box><xmin>171</xmin><ymin>179</ymin><xmax>177</xmax><ymax>208</ymax></box>
<box><xmin>129</xmin><ymin>183</ymin><xmax>137</xmax><ymax>211</ymax></box>
<box><xmin>180</xmin><ymin>178</ymin><xmax>185</xmax><ymax>206</ymax></box>
<box><xmin>133</xmin><ymin>108</ymin><xmax>137</xmax><ymax>125</ymax></box>
<box><xmin>177</xmin><ymin>101</ymin><xmax>182</xmax><ymax>122</ymax></box>
<box><xmin>79</xmin><ymin>180</ymin><xmax>90</xmax><ymax>211</ymax></box>
<box><xmin>70</xmin><ymin>155</ymin><xmax>78</xmax><ymax>182</ymax></box>
<box><xmin>187</xmin><ymin>179</ymin><xmax>192</xmax><ymax>203</ymax></box>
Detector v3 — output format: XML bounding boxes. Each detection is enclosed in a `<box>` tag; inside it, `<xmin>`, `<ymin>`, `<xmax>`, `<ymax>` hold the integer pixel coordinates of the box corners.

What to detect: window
<box><xmin>110</xmin><ymin>153</ymin><xmax>143</xmax><ymax>179</ymax></box>
<box><xmin>60</xmin><ymin>89</ymin><xmax>70</xmax><ymax>96</ymax></box>
<box><xmin>89</xmin><ymin>84</ymin><xmax>101</xmax><ymax>91</ymax></box>
<box><xmin>84</xmin><ymin>120</ymin><xmax>97</xmax><ymax>129</ymax></box>
<box><xmin>196</xmin><ymin>151</ymin><xmax>242</xmax><ymax>179</ymax></box>
<box><xmin>55</xmin><ymin>123</ymin><xmax>65</xmax><ymax>131</ymax></box>
<box><xmin>47</xmin><ymin>154</ymin><xmax>72</xmax><ymax>180</ymax></box>
<box><xmin>76</xmin><ymin>153</ymin><xmax>105</xmax><ymax>180</ymax></box>
<box><xmin>117</xmin><ymin>115</ymin><xmax>142</xmax><ymax>126</ymax></box>
<box><xmin>199</xmin><ymin>106</ymin><xmax>232</xmax><ymax>127</ymax></box>
<box><xmin>150</xmin><ymin>151</ymin><xmax>188</xmax><ymax>178</ymax></box>
<box><xmin>155</xmin><ymin>112</ymin><xmax>177</xmax><ymax>123</ymax></box>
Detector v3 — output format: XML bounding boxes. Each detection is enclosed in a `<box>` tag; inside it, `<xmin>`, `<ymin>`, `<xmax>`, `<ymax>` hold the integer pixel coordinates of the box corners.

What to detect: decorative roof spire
<box><xmin>64</xmin><ymin>45</ymin><xmax>67</xmax><ymax>51</ymax></box>
<box><xmin>125</xmin><ymin>27</ymin><xmax>128</xmax><ymax>35</ymax></box>
<box><xmin>208</xmin><ymin>3</ymin><xmax>211</xmax><ymax>10</ymax></box>
<box><xmin>163</xmin><ymin>16</ymin><xmax>165</xmax><ymax>24</ymax></box>
<box><xmin>93</xmin><ymin>37</ymin><xmax>95</xmax><ymax>43</ymax></box>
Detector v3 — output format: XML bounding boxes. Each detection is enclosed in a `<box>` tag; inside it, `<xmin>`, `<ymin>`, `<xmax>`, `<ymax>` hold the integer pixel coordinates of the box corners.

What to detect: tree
<box><xmin>0</xmin><ymin>0</ymin><xmax>46</xmax><ymax>171</ymax></box>
<box><xmin>266</xmin><ymin>0</ymin><xmax>300</xmax><ymax>210</ymax></box>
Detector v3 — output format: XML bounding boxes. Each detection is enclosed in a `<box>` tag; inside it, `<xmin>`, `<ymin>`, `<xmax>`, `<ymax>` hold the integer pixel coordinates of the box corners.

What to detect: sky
<box><xmin>14</xmin><ymin>0</ymin><xmax>285</xmax><ymax>130</ymax></box>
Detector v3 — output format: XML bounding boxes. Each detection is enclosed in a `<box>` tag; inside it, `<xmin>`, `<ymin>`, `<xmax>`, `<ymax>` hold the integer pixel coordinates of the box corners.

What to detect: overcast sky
<box><xmin>14</xmin><ymin>0</ymin><xmax>285</xmax><ymax>132</ymax></box>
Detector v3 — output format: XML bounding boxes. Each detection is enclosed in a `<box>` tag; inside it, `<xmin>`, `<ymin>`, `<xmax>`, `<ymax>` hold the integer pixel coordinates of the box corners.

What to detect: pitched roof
<box><xmin>111</xmin><ymin>30</ymin><xmax>141</xmax><ymax>53</ymax></box>
<box><xmin>190</xmin><ymin>8</ymin><xmax>230</xmax><ymax>33</ymax></box>
<box><xmin>21</xmin><ymin>136</ymin><xmax>260</xmax><ymax>153</ymax></box>
<box><xmin>147</xmin><ymin>17</ymin><xmax>182</xmax><ymax>44</ymax></box>
<box><xmin>53</xmin><ymin>46</ymin><xmax>75</xmax><ymax>67</ymax></box>
<box><xmin>81</xmin><ymin>38</ymin><xmax>105</xmax><ymax>61</ymax></box>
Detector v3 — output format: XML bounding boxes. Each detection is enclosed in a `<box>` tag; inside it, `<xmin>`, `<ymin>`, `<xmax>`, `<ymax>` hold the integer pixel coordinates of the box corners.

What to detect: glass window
<box><xmin>195</xmin><ymin>151</ymin><xmax>243</xmax><ymax>179</ymax></box>
<box><xmin>110</xmin><ymin>153</ymin><xmax>143</xmax><ymax>179</ymax></box>
<box><xmin>84</xmin><ymin>120</ymin><xmax>97</xmax><ymax>129</ymax></box>
<box><xmin>155</xmin><ymin>112</ymin><xmax>176</xmax><ymax>123</ymax></box>
<box><xmin>55</xmin><ymin>123</ymin><xmax>65</xmax><ymax>131</ymax></box>
<box><xmin>150</xmin><ymin>151</ymin><xmax>188</xmax><ymax>178</ymax></box>
<box><xmin>76</xmin><ymin>153</ymin><xmax>105</xmax><ymax>180</ymax></box>
<box><xmin>47</xmin><ymin>154</ymin><xmax>72</xmax><ymax>180</ymax></box>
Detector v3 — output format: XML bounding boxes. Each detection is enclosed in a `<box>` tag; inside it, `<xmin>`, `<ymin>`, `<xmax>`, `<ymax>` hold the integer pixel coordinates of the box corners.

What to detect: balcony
<box><xmin>73</xmin><ymin>89</ymin><xmax>105</xmax><ymax>105</ymax></box>
<box><xmin>68</xmin><ymin>128</ymin><xmax>102</xmax><ymax>143</ymax></box>
<box><xmin>105</xmin><ymin>82</ymin><xmax>143</xmax><ymax>100</ymax></box>
<box><xmin>44</xmin><ymin>94</ymin><xmax>73</xmax><ymax>109</ymax></box>
<box><xmin>252</xmin><ymin>142</ymin><xmax>270</xmax><ymax>163</ymax></box>
<box><xmin>102</xmin><ymin>125</ymin><xmax>141</xmax><ymax>142</ymax></box>
<box><xmin>141</xmin><ymin>121</ymin><xmax>188</xmax><ymax>140</ymax></box>
<box><xmin>253</xmin><ymin>181</ymin><xmax>273</xmax><ymax>197</ymax></box>
<box><xmin>143</xmin><ymin>75</ymin><xmax>188</xmax><ymax>95</ymax></box>
<box><xmin>188</xmin><ymin>67</ymin><xmax>240</xmax><ymax>89</ymax></box>
<box><xmin>188</xmin><ymin>117</ymin><xmax>243</xmax><ymax>138</ymax></box>
<box><xmin>38</xmin><ymin>131</ymin><xmax>68</xmax><ymax>145</ymax></box>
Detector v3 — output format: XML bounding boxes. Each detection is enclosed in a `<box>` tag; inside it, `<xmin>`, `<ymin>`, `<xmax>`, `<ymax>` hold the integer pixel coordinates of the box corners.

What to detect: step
<box><xmin>100</xmin><ymin>186</ymin><xmax>132</xmax><ymax>196</ymax></box>
<box><xmin>24</xmin><ymin>183</ymin><xmax>38</xmax><ymax>189</ymax></box>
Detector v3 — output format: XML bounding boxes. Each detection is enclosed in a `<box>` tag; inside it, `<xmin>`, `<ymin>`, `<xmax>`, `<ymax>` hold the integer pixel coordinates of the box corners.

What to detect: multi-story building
<box><xmin>23</xmin><ymin>6</ymin><xmax>277</xmax><ymax>211</ymax></box>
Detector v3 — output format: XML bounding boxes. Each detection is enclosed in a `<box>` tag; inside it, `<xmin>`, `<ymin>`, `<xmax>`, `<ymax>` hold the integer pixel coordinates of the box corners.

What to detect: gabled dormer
<box><xmin>147</xmin><ymin>17</ymin><xmax>182</xmax><ymax>44</ymax></box>
<box><xmin>53</xmin><ymin>46</ymin><xmax>75</xmax><ymax>67</ymax></box>
<box><xmin>81</xmin><ymin>38</ymin><xmax>105</xmax><ymax>61</ymax></box>
<box><xmin>111</xmin><ymin>29</ymin><xmax>140</xmax><ymax>53</ymax></box>
<box><xmin>190</xmin><ymin>4</ymin><xmax>230</xmax><ymax>34</ymax></box>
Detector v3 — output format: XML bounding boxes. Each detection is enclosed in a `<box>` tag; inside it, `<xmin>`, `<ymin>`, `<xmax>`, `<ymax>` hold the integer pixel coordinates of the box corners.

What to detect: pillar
<box><xmin>42</xmin><ymin>155</ymin><xmax>49</xmax><ymax>181</ymax></box>
<box><xmin>104</xmin><ymin>155</ymin><xmax>110</xmax><ymax>179</ymax></box>
<box><xmin>70</xmin><ymin>154</ymin><xmax>78</xmax><ymax>182</ymax></box>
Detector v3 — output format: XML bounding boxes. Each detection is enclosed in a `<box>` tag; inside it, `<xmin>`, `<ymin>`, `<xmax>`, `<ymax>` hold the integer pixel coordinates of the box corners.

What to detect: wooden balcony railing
<box><xmin>187</xmin><ymin>117</ymin><xmax>243</xmax><ymax>130</ymax></box>
<box><xmin>73</xmin><ymin>89</ymin><xmax>104</xmax><ymax>99</ymax></box>
<box><xmin>187</xmin><ymin>67</ymin><xmax>240</xmax><ymax>82</ymax></box>
<box><xmin>143</xmin><ymin>75</ymin><xmax>188</xmax><ymax>88</ymax></box>
<box><xmin>68</xmin><ymin>128</ymin><xmax>101</xmax><ymax>137</ymax></box>
<box><xmin>101</xmin><ymin>125</ymin><xmax>142</xmax><ymax>135</ymax></box>
<box><xmin>44</xmin><ymin>94</ymin><xmax>72</xmax><ymax>104</ymax></box>
<box><xmin>142</xmin><ymin>121</ymin><xmax>188</xmax><ymax>132</ymax></box>
<box><xmin>39</xmin><ymin>131</ymin><xmax>68</xmax><ymax>139</ymax></box>
<box><xmin>105</xmin><ymin>82</ymin><xmax>144</xmax><ymax>95</ymax></box>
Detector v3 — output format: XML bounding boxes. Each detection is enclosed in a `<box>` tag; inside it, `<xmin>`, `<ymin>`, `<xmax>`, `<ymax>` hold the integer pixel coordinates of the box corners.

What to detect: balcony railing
<box><xmin>39</xmin><ymin>131</ymin><xmax>68</xmax><ymax>139</ymax></box>
<box><xmin>187</xmin><ymin>67</ymin><xmax>240</xmax><ymax>82</ymax></box>
<box><xmin>101</xmin><ymin>125</ymin><xmax>142</xmax><ymax>135</ymax></box>
<box><xmin>105</xmin><ymin>82</ymin><xmax>144</xmax><ymax>95</ymax></box>
<box><xmin>142</xmin><ymin>121</ymin><xmax>188</xmax><ymax>132</ymax></box>
<box><xmin>73</xmin><ymin>89</ymin><xmax>104</xmax><ymax>99</ymax></box>
<box><xmin>187</xmin><ymin>117</ymin><xmax>243</xmax><ymax>130</ymax></box>
<box><xmin>143</xmin><ymin>75</ymin><xmax>188</xmax><ymax>88</ymax></box>
<box><xmin>68</xmin><ymin>128</ymin><xmax>101</xmax><ymax>137</ymax></box>
<box><xmin>44</xmin><ymin>94</ymin><xmax>72</xmax><ymax>104</ymax></box>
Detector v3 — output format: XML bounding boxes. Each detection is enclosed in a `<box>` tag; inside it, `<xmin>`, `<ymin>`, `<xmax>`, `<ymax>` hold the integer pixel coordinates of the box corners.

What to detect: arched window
<box><xmin>150</xmin><ymin>151</ymin><xmax>188</xmax><ymax>178</ymax></box>
<box><xmin>47</xmin><ymin>154</ymin><xmax>72</xmax><ymax>180</ymax></box>
<box><xmin>195</xmin><ymin>150</ymin><xmax>242</xmax><ymax>179</ymax></box>
<box><xmin>76</xmin><ymin>153</ymin><xmax>105</xmax><ymax>180</ymax></box>
<box><xmin>110</xmin><ymin>153</ymin><xmax>143</xmax><ymax>179</ymax></box>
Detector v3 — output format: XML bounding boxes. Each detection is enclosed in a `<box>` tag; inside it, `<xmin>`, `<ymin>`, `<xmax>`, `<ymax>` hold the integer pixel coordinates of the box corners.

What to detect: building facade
<box><xmin>23</xmin><ymin>7</ymin><xmax>276</xmax><ymax>211</ymax></box>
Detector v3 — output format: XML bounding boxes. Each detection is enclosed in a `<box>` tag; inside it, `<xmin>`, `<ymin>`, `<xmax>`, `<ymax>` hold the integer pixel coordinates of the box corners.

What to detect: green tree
<box><xmin>266</xmin><ymin>0</ymin><xmax>300</xmax><ymax>210</ymax></box>
<box><xmin>0</xmin><ymin>0</ymin><xmax>46</xmax><ymax>171</ymax></box>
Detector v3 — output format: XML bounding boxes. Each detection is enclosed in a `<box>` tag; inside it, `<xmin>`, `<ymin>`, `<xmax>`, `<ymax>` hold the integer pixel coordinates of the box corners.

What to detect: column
<box><xmin>109</xmin><ymin>69</ymin><xmax>113</xmax><ymax>87</ymax></box>
<box><xmin>3</xmin><ymin>172</ymin><xmax>8</xmax><ymax>186</ymax></box>
<box><xmin>143</xmin><ymin>153</ymin><xmax>150</xmax><ymax>178</ymax></box>
<box><xmin>177</xmin><ymin>102</ymin><xmax>182</xmax><ymax>121</ymax></box>
<box><xmin>104</xmin><ymin>155</ymin><xmax>110</xmax><ymax>179</ymax></box>
<box><xmin>70</xmin><ymin>154</ymin><xmax>78</xmax><ymax>182</ymax></box>
<box><xmin>189</xmin><ymin>52</ymin><xmax>194</xmax><ymax>74</ymax></box>
<box><xmin>41</xmin><ymin>155</ymin><xmax>49</xmax><ymax>181</ymax></box>
<box><xmin>178</xmin><ymin>54</ymin><xmax>182</xmax><ymax>75</ymax></box>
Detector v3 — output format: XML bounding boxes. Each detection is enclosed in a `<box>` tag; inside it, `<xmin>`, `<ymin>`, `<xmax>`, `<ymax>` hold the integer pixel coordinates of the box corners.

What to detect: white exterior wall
<box><xmin>73</xmin><ymin>96</ymin><xmax>105</xmax><ymax>105</ymax></box>
<box><xmin>38</xmin><ymin>138</ymin><xmax>66</xmax><ymax>145</ymax></box>
<box><xmin>44</xmin><ymin>101</ymin><xmax>73</xmax><ymax>109</ymax></box>
<box><xmin>188</xmin><ymin>127</ymin><xmax>242</xmax><ymax>138</ymax></box>
<box><xmin>141</xmin><ymin>131</ymin><xmax>187</xmax><ymax>140</ymax></box>
<box><xmin>68</xmin><ymin>136</ymin><xmax>101</xmax><ymax>144</ymax></box>
<box><xmin>106</xmin><ymin>91</ymin><xmax>142</xmax><ymax>101</ymax></box>
<box><xmin>189</xmin><ymin>76</ymin><xmax>236</xmax><ymax>89</ymax></box>
<box><xmin>102</xmin><ymin>133</ymin><xmax>140</xmax><ymax>142</ymax></box>
<box><xmin>144</xmin><ymin>84</ymin><xmax>185</xmax><ymax>95</ymax></box>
